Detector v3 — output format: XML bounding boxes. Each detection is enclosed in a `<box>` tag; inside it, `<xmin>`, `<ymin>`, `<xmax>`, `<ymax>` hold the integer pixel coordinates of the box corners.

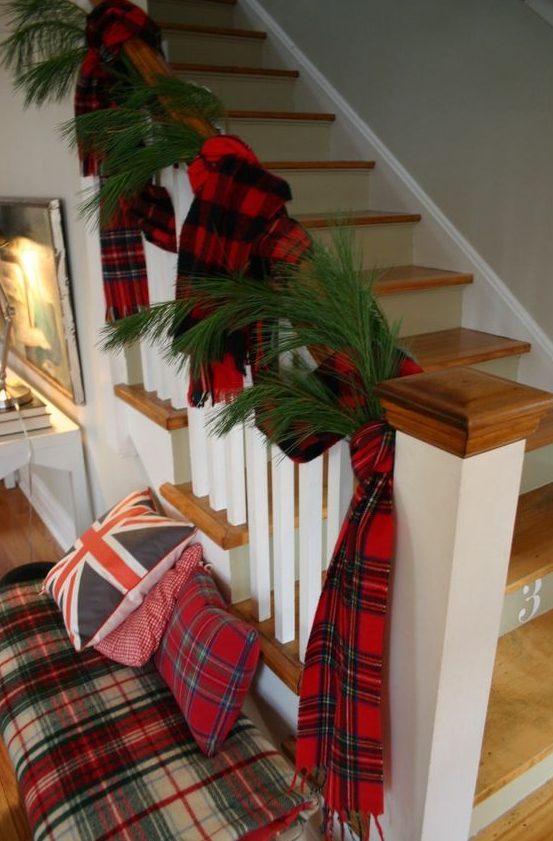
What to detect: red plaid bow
<box><xmin>75</xmin><ymin>1</ymin><xmax>176</xmax><ymax>320</ymax></box>
<box><xmin>75</xmin><ymin>0</ymin><xmax>162</xmax><ymax>176</ymax></box>
<box><xmin>175</xmin><ymin>135</ymin><xmax>312</xmax><ymax>406</ymax></box>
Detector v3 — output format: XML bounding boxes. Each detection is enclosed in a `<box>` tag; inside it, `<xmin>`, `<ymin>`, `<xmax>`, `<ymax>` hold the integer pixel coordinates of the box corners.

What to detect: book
<box><xmin>0</xmin><ymin>414</ymin><xmax>52</xmax><ymax>437</ymax></box>
<box><xmin>0</xmin><ymin>395</ymin><xmax>49</xmax><ymax>421</ymax></box>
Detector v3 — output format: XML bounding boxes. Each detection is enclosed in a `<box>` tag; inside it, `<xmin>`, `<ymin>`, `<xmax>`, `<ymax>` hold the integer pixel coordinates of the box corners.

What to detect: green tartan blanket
<box><xmin>0</xmin><ymin>582</ymin><xmax>314</xmax><ymax>840</ymax></box>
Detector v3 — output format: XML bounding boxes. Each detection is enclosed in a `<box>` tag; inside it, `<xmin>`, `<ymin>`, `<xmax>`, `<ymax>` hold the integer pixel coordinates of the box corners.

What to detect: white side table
<box><xmin>0</xmin><ymin>393</ymin><xmax>92</xmax><ymax>544</ymax></box>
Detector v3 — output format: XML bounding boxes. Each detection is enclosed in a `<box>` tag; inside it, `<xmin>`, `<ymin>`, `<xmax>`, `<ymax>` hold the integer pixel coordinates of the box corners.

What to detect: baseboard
<box><xmin>18</xmin><ymin>469</ymin><xmax>74</xmax><ymax>552</ymax></box>
<box><xmin>240</xmin><ymin>0</ymin><xmax>553</xmax><ymax>388</ymax></box>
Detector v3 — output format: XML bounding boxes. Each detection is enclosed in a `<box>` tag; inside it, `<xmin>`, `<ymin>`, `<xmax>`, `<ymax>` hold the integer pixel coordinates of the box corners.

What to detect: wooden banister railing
<box><xmin>89</xmin><ymin>0</ymin><xmax>216</xmax><ymax>139</ymax></box>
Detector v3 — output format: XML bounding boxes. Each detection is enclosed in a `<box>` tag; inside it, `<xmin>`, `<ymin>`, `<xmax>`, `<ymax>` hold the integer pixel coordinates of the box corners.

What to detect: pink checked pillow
<box><xmin>43</xmin><ymin>489</ymin><xmax>196</xmax><ymax>651</ymax></box>
<box><xmin>155</xmin><ymin>567</ymin><xmax>260</xmax><ymax>756</ymax></box>
<box><xmin>94</xmin><ymin>543</ymin><xmax>203</xmax><ymax>666</ymax></box>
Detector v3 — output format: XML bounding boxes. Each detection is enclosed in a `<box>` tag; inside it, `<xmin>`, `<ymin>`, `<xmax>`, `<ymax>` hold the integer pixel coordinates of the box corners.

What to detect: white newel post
<box><xmin>373</xmin><ymin>368</ymin><xmax>553</xmax><ymax>841</ymax></box>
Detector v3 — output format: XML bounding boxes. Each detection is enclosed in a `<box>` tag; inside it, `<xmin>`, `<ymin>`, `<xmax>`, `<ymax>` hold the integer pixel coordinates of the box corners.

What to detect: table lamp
<box><xmin>0</xmin><ymin>232</ymin><xmax>32</xmax><ymax>411</ymax></box>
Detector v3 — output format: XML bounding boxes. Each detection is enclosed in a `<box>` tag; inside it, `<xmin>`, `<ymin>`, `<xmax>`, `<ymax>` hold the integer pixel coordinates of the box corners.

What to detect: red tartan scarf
<box><xmin>101</xmin><ymin>183</ymin><xmax>177</xmax><ymax>321</ymax></box>
<box><xmin>75</xmin><ymin>1</ymin><xmax>176</xmax><ymax>320</ymax></box>
<box><xmin>290</xmin><ymin>354</ymin><xmax>422</xmax><ymax>840</ymax></box>
<box><xmin>175</xmin><ymin>135</ymin><xmax>311</xmax><ymax>406</ymax></box>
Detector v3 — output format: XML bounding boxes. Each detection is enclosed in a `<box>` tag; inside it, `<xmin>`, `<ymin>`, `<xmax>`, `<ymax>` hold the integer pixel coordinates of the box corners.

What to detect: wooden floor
<box><xmin>0</xmin><ymin>482</ymin><xmax>62</xmax><ymax>841</ymax></box>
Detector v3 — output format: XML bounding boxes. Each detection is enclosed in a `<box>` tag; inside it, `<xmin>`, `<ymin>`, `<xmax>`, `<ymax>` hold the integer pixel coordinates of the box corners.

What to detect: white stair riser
<box><xmin>472</xmin><ymin>356</ymin><xmax>521</xmax><ymax>380</ymax></box>
<box><xmin>226</xmin><ymin>116</ymin><xmax>332</xmax><ymax>159</ymax></box>
<box><xmin>381</xmin><ymin>286</ymin><xmax>464</xmax><ymax>336</ymax></box>
<box><xmin>274</xmin><ymin>168</ymin><xmax>372</xmax><ymax>214</ymax></box>
<box><xmin>500</xmin><ymin>572</ymin><xmax>553</xmax><ymax>636</ymax></box>
<box><xmin>521</xmin><ymin>444</ymin><xmax>553</xmax><ymax>494</ymax></box>
<box><xmin>164</xmin><ymin>31</ymin><xmax>265</xmax><ymax>65</ymax></box>
<box><xmin>470</xmin><ymin>754</ymin><xmax>553</xmax><ymax>837</ymax></box>
<box><xmin>174</xmin><ymin>69</ymin><xmax>297</xmax><ymax>111</ymax></box>
<box><xmin>309</xmin><ymin>222</ymin><xmax>415</xmax><ymax>268</ymax></box>
<box><xmin>151</xmin><ymin>0</ymin><xmax>236</xmax><ymax>27</ymax></box>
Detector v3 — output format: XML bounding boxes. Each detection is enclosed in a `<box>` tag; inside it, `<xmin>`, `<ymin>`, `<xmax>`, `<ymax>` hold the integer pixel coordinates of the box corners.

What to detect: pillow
<box><xmin>94</xmin><ymin>543</ymin><xmax>203</xmax><ymax>667</ymax></box>
<box><xmin>43</xmin><ymin>488</ymin><xmax>196</xmax><ymax>651</ymax></box>
<box><xmin>155</xmin><ymin>567</ymin><xmax>260</xmax><ymax>757</ymax></box>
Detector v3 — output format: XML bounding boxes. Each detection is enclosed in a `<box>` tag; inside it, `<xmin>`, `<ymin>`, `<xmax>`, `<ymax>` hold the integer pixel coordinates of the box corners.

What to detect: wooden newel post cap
<box><xmin>375</xmin><ymin>367</ymin><xmax>553</xmax><ymax>458</ymax></box>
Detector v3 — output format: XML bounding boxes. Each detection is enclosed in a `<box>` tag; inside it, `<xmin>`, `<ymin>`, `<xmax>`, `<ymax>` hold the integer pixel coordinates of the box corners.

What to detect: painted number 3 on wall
<box><xmin>518</xmin><ymin>578</ymin><xmax>542</xmax><ymax>624</ymax></box>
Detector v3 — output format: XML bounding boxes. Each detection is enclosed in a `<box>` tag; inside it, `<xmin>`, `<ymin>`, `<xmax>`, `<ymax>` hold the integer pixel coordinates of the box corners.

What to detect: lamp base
<box><xmin>0</xmin><ymin>381</ymin><xmax>33</xmax><ymax>412</ymax></box>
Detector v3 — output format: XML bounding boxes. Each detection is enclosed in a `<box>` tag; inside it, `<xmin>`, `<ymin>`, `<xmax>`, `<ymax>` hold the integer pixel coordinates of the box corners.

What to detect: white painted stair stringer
<box><xmin>239</xmin><ymin>0</ymin><xmax>553</xmax><ymax>392</ymax></box>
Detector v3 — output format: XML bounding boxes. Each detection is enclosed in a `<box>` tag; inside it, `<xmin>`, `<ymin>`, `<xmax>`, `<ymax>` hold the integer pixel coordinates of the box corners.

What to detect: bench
<box><xmin>0</xmin><ymin>579</ymin><xmax>315</xmax><ymax>840</ymax></box>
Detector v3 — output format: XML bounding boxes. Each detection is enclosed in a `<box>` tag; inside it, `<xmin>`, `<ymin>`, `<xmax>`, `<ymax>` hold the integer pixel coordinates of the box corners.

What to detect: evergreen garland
<box><xmin>62</xmin><ymin>76</ymin><xmax>224</xmax><ymax>224</ymax></box>
<box><xmin>101</xmin><ymin>231</ymin><xmax>403</xmax><ymax>449</ymax></box>
<box><xmin>1</xmin><ymin>0</ymin><xmax>86</xmax><ymax>105</ymax></box>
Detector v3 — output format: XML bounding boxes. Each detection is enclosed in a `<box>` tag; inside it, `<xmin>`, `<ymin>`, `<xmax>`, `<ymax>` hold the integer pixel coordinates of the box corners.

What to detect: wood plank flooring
<box><xmin>0</xmin><ymin>481</ymin><xmax>57</xmax><ymax>841</ymax></box>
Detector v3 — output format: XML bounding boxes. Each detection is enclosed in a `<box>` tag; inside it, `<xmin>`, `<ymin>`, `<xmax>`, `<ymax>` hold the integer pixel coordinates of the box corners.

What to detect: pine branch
<box><xmin>1</xmin><ymin>1</ymin><xmax>86</xmax><ymax>104</ymax></box>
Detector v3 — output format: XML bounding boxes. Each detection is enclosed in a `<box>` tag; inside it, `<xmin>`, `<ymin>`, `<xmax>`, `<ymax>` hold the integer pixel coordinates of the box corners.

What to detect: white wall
<box><xmin>255</xmin><ymin>0</ymin><xmax>553</xmax><ymax>341</ymax></box>
<box><xmin>0</xmin><ymin>68</ymin><xmax>149</xmax><ymax>528</ymax></box>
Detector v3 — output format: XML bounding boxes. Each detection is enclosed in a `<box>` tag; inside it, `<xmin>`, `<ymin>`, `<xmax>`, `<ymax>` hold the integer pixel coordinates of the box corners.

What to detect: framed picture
<box><xmin>0</xmin><ymin>198</ymin><xmax>85</xmax><ymax>404</ymax></box>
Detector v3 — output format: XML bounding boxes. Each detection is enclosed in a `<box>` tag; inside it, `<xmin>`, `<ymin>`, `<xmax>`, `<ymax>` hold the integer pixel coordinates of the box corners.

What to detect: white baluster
<box><xmin>167</xmin><ymin>164</ymin><xmax>194</xmax><ymax>409</ymax></box>
<box><xmin>225</xmin><ymin>423</ymin><xmax>247</xmax><ymax>525</ymax></box>
<box><xmin>326</xmin><ymin>439</ymin><xmax>354</xmax><ymax>565</ymax></box>
<box><xmin>206</xmin><ymin>404</ymin><xmax>227</xmax><ymax>511</ymax></box>
<box><xmin>245</xmin><ymin>424</ymin><xmax>271</xmax><ymax>621</ymax></box>
<box><xmin>187</xmin><ymin>405</ymin><xmax>210</xmax><ymax>498</ymax></box>
<box><xmin>299</xmin><ymin>456</ymin><xmax>324</xmax><ymax>660</ymax></box>
<box><xmin>143</xmin><ymin>237</ymin><xmax>170</xmax><ymax>399</ymax></box>
<box><xmin>271</xmin><ymin>445</ymin><xmax>296</xmax><ymax>643</ymax></box>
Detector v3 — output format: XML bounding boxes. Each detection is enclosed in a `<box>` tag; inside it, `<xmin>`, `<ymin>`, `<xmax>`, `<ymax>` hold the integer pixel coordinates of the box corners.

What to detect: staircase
<box><xmin>110</xmin><ymin>1</ymin><xmax>553</xmax><ymax>838</ymax></box>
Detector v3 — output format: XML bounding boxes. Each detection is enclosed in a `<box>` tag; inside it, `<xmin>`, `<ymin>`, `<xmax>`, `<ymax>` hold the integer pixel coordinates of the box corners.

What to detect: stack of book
<box><xmin>0</xmin><ymin>395</ymin><xmax>52</xmax><ymax>437</ymax></box>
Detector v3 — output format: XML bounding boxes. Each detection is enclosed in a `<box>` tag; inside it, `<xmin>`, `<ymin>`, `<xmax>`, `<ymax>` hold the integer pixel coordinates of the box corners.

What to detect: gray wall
<box><xmin>257</xmin><ymin>0</ymin><xmax>553</xmax><ymax>338</ymax></box>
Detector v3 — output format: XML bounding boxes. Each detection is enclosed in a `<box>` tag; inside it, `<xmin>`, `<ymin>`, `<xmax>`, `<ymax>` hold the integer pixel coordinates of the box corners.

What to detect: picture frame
<box><xmin>0</xmin><ymin>198</ymin><xmax>85</xmax><ymax>405</ymax></box>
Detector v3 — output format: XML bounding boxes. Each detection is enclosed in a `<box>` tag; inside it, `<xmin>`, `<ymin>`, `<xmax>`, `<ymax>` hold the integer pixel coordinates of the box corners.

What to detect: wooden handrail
<box><xmin>88</xmin><ymin>0</ymin><xmax>216</xmax><ymax>140</ymax></box>
<box><xmin>375</xmin><ymin>367</ymin><xmax>553</xmax><ymax>457</ymax></box>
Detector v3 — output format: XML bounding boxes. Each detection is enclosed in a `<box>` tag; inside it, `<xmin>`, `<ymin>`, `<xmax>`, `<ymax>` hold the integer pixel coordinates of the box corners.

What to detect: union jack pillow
<box><xmin>155</xmin><ymin>567</ymin><xmax>260</xmax><ymax>757</ymax></box>
<box><xmin>43</xmin><ymin>489</ymin><xmax>196</xmax><ymax>651</ymax></box>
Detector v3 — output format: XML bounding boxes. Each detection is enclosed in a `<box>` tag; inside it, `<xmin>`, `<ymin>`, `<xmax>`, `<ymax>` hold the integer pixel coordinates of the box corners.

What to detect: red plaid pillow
<box><xmin>94</xmin><ymin>543</ymin><xmax>203</xmax><ymax>666</ymax></box>
<box><xmin>155</xmin><ymin>568</ymin><xmax>260</xmax><ymax>756</ymax></box>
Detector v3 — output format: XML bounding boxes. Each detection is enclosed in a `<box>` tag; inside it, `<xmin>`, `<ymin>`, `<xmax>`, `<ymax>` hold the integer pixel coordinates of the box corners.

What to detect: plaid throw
<box><xmin>0</xmin><ymin>582</ymin><xmax>316</xmax><ymax>840</ymax></box>
<box><xmin>289</xmin><ymin>353</ymin><xmax>422</xmax><ymax>840</ymax></box>
<box><xmin>175</xmin><ymin>135</ymin><xmax>311</xmax><ymax>406</ymax></box>
<box><xmin>75</xmin><ymin>1</ymin><xmax>176</xmax><ymax>320</ymax></box>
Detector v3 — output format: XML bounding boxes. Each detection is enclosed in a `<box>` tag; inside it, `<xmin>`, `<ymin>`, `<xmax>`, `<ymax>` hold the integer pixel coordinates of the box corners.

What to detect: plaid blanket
<box><xmin>0</xmin><ymin>582</ymin><xmax>315</xmax><ymax>840</ymax></box>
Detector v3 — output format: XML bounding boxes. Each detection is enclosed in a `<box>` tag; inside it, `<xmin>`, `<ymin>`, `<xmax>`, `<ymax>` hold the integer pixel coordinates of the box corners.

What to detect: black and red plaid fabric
<box><xmin>102</xmin><ymin>183</ymin><xmax>177</xmax><ymax>320</ymax></box>
<box><xmin>75</xmin><ymin>1</ymin><xmax>176</xmax><ymax>320</ymax></box>
<box><xmin>291</xmin><ymin>353</ymin><xmax>423</xmax><ymax>840</ymax></box>
<box><xmin>75</xmin><ymin>0</ymin><xmax>162</xmax><ymax>176</ymax></box>
<box><xmin>175</xmin><ymin>135</ymin><xmax>312</xmax><ymax>405</ymax></box>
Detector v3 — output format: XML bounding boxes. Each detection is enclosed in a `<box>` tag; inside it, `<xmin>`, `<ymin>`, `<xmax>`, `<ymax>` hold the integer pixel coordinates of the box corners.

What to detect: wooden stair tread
<box><xmin>475</xmin><ymin>609</ymin><xmax>553</xmax><ymax>804</ymax></box>
<box><xmin>473</xmin><ymin>776</ymin><xmax>553</xmax><ymax>840</ymax></box>
<box><xmin>113</xmin><ymin>384</ymin><xmax>188</xmax><ymax>430</ymax></box>
<box><xmin>507</xmin><ymin>483</ymin><xmax>553</xmax><ymax>593</ymax></box>
<box><xmin>161</xmin><ymin>481</ymin><xmax>249</xmax><ymax>548</ymax></box>
<box><xmin>373</xmin><ymin>264</ymin><xmax>473</xmax><ymax>295</ymax></box>
<box><xmin>402</xmin><ymin>328</ymin><xmax>531</xmax><ymax>371</ymax></box>
<box><xmin>297</xmin><ymin>208</ymin><xmax>421</xmax><ymax>227</ymax></box>
<box><xmin>526</xmin><ymin>407</ymin><xmax>553</xmax><ymax>451</ymax></box>
<box><xmin>264</xmin><ymin>160</ymin><xmax>374</xmax><ymax>170</ymax></box>
<box><xmin>227</xmin><ymin>109</ymin><xmax>335</xmax><ymax>122</ymax></box>
<box><xmin>159</xmin><ymin>22</ymin><xmax>267</xmax><ymax>39</ymax></box>
<box><xmin>231</xmin><ymin>582</ymin><xmax>303</xmax><ymax>694</ymax></box>
<box><xmin>161</xmin><ymin>460</ymin><xmax>329</xmax><ymax>550</ymax></box>
<box><xmin>170</xmin><ymin>62</ymin><xmax>299</xmax><ymax>78</ymax></box>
